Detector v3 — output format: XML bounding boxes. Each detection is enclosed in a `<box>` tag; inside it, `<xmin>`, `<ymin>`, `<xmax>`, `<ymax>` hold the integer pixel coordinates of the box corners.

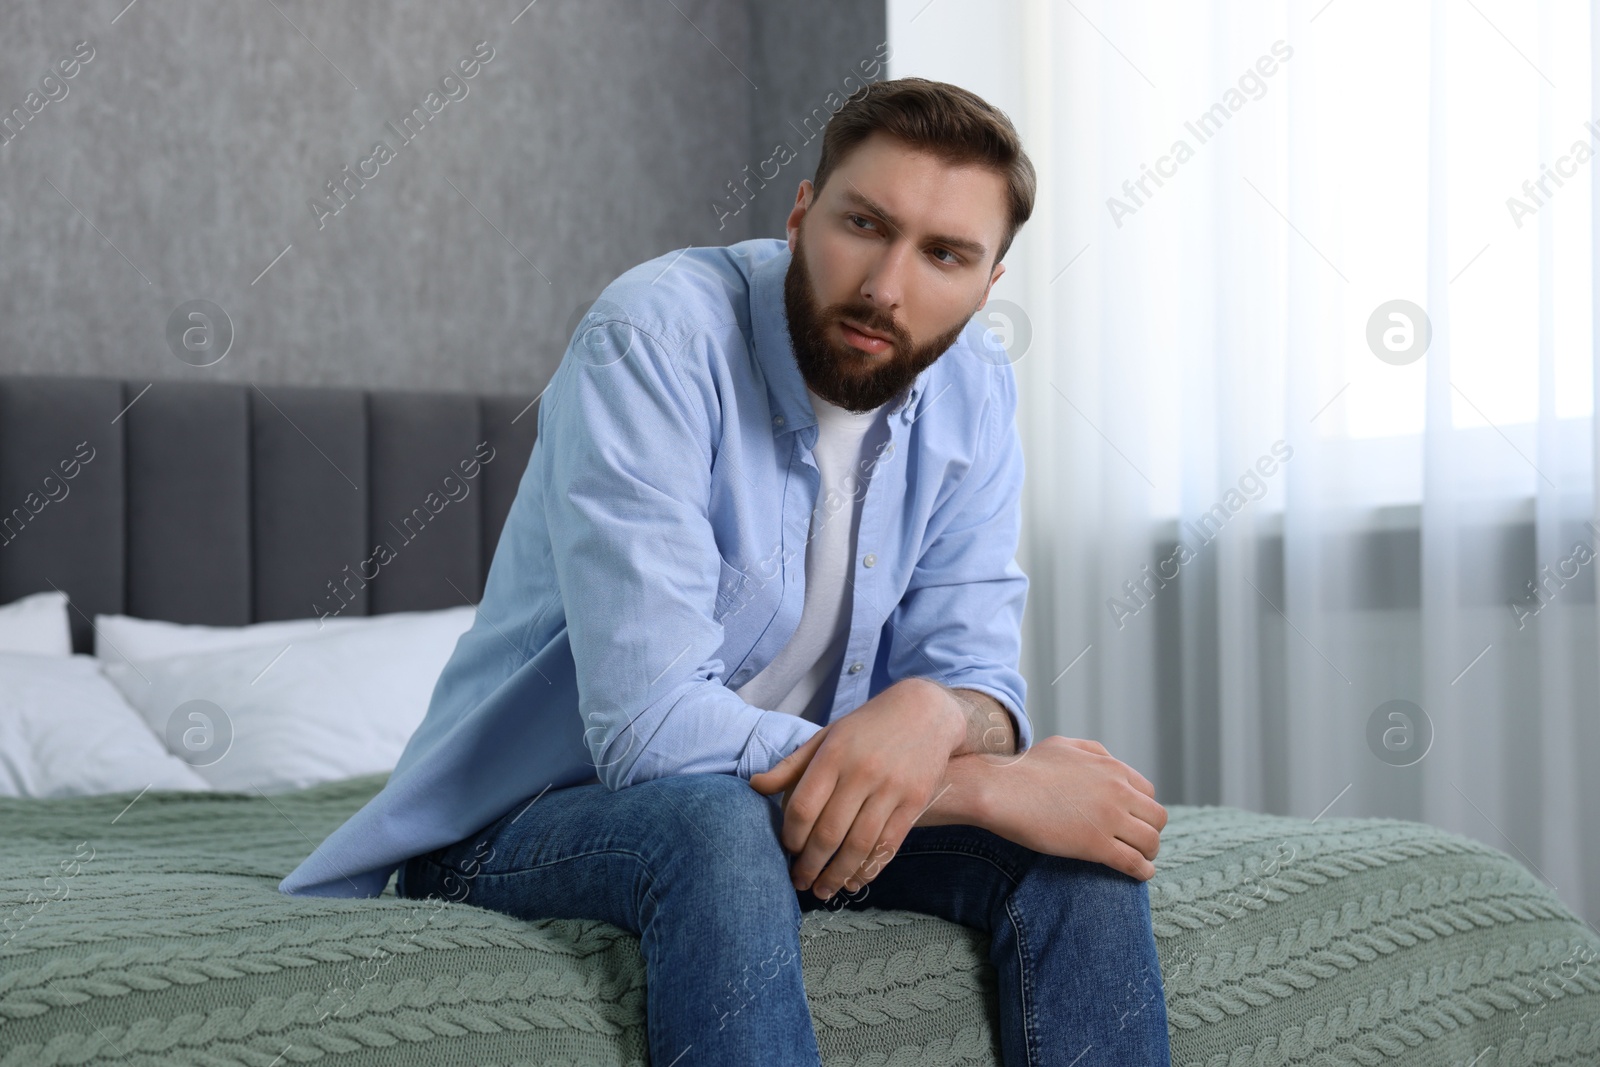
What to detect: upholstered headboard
<box><xmin>0</xmin><ymin>375</ymin><xmax>540</xmax><ymax>655</ymax></box>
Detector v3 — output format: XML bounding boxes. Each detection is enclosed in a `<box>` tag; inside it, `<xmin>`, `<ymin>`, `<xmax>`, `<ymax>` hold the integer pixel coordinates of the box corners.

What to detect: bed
<box><xmin>2</xmin><ymin>374</ymin><xmax>1597</xmax><ymax>1066</ymax></box>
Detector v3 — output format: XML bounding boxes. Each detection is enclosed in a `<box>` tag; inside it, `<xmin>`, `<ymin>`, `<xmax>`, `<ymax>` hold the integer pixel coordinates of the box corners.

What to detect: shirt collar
<box><xmin>749</xmin><ymin>242</ymin><xmax>925</xmax><ymax>436</ymax></box>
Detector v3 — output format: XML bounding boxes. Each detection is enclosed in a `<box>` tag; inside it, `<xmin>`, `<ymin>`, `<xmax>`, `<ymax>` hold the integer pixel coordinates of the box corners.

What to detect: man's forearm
<box><xmin>907</xmin><ymin>680</ymin><xmax>1019</xmax><ymax>833</ymax></box>
<box><xmin>912</xmin><ymin>751</ymin><xmax>1005</xmax><ymax>829</ymax></box>
<box><xmin>910</xmin><ymin>678</ymin><xmax>1018</xmax><ymax>757</ymax></box>
<box><xmin>955</xmin><ymin>688</ymin><xmax>1018</xmax><ymax>756</ymax></box>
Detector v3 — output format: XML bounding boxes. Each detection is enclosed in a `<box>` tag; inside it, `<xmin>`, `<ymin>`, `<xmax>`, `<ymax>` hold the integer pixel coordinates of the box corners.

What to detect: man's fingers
<box><xmin>1118</xmin><ymin>811</ymin><xmax>1163</xmax><ymax>863</ymax></box>
<box><xmin>789</xmin><ymin>782</ymin><xmax>869</xmax><ymax>892</ymax></box>
<box><xmin>1107</xmin><ymin>838</ymin><xmax>1156</xmax><ymax>881</ymax></box>
<box><xmin>810</xmin><ymin>792</ymin><xmax>898</xmax><ymax>899</ymax></box>
<box><xmin>1132</xmin><ymin>792</ymin><xmax>1167</xmax><ymax>834</ymax></box>
<box><xmin>750</xmin><ymin>727</ymin><xmax>827</xmax><ymax>796</ymax></box>
<box><xmin>844</xmin><ymin>846</ymin><xmax>890</xmax><ymax>892</ymax></box>
<box><xmin>845</xmin><ymin>805</ymin><xmax>915</xmax><ymax>890</ymax></box>
<box><xmin>776</xmin><ymin>748</ymin><xmax>838</xmax><ymax>855</ymax></box>
<box><xmin>1061</xmin><ymin>737</ymin><xmax>1158</xmax><ymax>801</ymax></box>
<box><xmin>749</xmin><ymin>728</ymin><xmax>826</xmax><ymax>796</ymax></box>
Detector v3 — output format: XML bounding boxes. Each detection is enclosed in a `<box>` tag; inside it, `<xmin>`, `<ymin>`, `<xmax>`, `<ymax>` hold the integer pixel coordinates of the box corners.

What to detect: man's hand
<box><xmin>749</xmin><ymin>678</ymin><xmax>965</xmax><ymax>900</ymax></box>
<box><xmin>969</xmin><ymin>736</ymin><xmax>1167</xmax><ymax>881</ymax></box>
<box><xmin>755</xmin><ymin>730</ymin><xmax>1169</xmax><ymax>887</ymax></box>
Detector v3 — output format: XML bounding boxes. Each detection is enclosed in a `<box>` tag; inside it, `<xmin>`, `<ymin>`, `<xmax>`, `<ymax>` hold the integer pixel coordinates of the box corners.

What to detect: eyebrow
<box><xmin>837</xmin><ymin>189</ymin><xmax>991</xmax><ymax>262</ymax></box>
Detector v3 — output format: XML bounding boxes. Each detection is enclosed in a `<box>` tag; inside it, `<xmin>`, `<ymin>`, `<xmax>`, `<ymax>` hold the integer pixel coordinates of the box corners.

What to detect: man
<box><xmin>282</xmin><ymin>76</ymin><xmax>1171</xmax><ymax>1064</ymax></box>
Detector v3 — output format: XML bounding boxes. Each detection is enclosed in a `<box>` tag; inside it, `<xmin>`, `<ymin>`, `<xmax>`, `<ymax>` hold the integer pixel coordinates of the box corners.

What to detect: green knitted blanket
<box><xmin>3</xmin><ymin>774</ymin><xmax>1597</xmax><ymax>1066</ymax></box>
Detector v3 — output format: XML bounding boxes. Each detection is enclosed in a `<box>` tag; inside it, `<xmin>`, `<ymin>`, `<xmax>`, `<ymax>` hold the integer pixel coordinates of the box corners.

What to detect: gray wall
<box><xmin>0</xmin><ymin>0</ymin><xmax>886</xmax><ymax>395</ymax></box>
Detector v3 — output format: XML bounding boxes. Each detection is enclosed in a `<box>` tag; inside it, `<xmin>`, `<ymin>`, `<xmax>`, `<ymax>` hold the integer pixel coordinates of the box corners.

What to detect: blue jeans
<box><xmin>396</xmin><ymin>772</ymin><xmax>1170</xmax><ymax>1066</ymax></box>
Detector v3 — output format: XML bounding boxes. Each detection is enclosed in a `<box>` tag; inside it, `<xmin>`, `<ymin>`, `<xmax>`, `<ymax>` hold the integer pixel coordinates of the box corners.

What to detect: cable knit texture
<box><xmin>3</xmin><ymin>775</ymin><xmax>1597</xmax><ymax>1065</ymax></box>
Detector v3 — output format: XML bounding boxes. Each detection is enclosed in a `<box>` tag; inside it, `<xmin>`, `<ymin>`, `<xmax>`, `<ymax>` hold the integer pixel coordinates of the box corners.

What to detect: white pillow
<box><xmin>0</xmin><ymin>653</ymin><xmax>212</xmax><ymax>798</ymax></box>
<box><xmin>0</xmin><ymin>590</ymin><xmax>73</xmax><ymax>657</ymax></box>
<box><xmin>93</xmin><ymin>609</ymin><xmax>379</xmax><ymax>666</ymax></box>
<box><xmin>102</xmin><ymin>606</ymin><xmax>476</xmax><ymax>793</ymax></box>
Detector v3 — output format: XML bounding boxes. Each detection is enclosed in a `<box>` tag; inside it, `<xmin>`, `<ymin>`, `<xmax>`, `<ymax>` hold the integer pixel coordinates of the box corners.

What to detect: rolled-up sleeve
<box><xmin>880</xmin><ymin>364</ymin><xmax>1032</xmax><ymax>752</ymax></box>
<box><xmin>540</xmin><ymin>316</ymin><xmax>822</xmax><ymax>790</ymax></box>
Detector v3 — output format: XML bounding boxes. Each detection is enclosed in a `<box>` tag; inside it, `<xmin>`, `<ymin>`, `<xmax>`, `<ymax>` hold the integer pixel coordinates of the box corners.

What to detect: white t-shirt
<box><xmin>734</xmin><ymin>386</ymin><xmax>890</xmax><ymax>723</ymax></box>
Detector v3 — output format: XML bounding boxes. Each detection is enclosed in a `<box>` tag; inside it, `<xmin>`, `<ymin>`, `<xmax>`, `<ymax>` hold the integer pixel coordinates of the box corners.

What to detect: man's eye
<box><xmin>848</xmin><ymin>213</ymin><xmax>875</xmax><ymax>231</ymax></box>
<box><xmin>931</xmin><ymin>248</ymin><xmax>959</xmax><ymax>265</ymax></box>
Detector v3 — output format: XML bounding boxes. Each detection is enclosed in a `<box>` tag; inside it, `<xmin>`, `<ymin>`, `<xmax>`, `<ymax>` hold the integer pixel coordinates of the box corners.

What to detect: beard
<box><xmin>782</xmin><ymin>227</ymin><xmax>974</xmax><ymax>413</ymax></box>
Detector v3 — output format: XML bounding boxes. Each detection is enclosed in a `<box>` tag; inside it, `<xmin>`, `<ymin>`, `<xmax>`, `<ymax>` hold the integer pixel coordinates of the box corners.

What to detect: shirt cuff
<box><xmin>736</xmin><ymin>710</ymin><xmax>825</xmax><ymax>779</ymax></box>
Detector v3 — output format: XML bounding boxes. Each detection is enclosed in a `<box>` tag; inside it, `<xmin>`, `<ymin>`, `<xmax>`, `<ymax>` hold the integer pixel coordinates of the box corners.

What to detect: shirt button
<box><xmin>773</xmin><ymin>414</ymin><xmax>785</xmax><ymax>427</ymax></box>
<box><xmin>847</xmin><ymin>662</ymin><xmax>864</xmax><ymax>674</ymax></box>
<box><xmin>862</xmin><ymin>553</ymin><xmax>876</xmax><ymax>568</ymax></box>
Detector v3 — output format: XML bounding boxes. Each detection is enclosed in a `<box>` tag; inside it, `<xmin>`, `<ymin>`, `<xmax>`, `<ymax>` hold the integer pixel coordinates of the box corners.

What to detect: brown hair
<box><xmin>810</xmin><ymin>76</ymin><xmax>1036</xmax><ymax>270</ymax></box>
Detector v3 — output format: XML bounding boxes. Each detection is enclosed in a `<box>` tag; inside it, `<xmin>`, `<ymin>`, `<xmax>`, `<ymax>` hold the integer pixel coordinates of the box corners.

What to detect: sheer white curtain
<box><xmin>890</xmin><ymin>0</ymin><xmax>1599</xmax><ymax>924</ymax></box>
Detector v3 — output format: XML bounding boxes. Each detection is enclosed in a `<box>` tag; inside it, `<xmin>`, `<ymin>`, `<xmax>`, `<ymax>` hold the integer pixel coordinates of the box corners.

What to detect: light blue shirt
<box><xmin>280</xmin><ymin>237</ymin><xmax>1031</xmax><ymax>898</ymax></box>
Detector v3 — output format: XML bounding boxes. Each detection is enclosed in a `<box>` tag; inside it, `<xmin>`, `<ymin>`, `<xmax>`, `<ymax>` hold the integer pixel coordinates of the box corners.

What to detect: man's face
<box><xmin>782</xmin><ymin>130</ymin><xmax>1009</xmax><ymax>413</ymax></box>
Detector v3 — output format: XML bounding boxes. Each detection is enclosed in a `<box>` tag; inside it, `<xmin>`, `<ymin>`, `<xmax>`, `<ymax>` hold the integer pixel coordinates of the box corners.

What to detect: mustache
<box><xmin>830</xmin><ymin>308</ymin><xmax>903</xmax><ymax>343</ymax></box>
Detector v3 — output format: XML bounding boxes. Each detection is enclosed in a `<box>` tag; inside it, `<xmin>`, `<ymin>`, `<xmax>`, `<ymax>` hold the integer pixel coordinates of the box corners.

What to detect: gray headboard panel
<box><xmin>0</xmin><ymin>375</ymin><xmax>539</xmax><ymax>654</ymax></box>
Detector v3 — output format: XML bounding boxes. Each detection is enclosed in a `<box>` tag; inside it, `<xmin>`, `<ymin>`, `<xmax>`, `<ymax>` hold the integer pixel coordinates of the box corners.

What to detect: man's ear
<box><xmin>980</xmin><ymin>260</ymin><xmax>1006</xmax><ymax>307</ymax></box>
<box><xmin>785</xmin><ymin>180</ymin><xmax>815</xmax><ymax>252</ymax></box>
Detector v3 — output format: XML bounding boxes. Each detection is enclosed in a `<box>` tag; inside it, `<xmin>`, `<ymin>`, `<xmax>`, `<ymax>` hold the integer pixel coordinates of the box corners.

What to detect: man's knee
<box><xmin>637</xmin><ymin>774</ymin><xmax>790</xmax><ymax>884</ymax></box>
<box><xmin>643</xmin><ymin>772</ymin><xmax>785</xmax><ymax>844</ymax></box>
<box><xmin>1025</xmin><ymin>853</ymin><xmax>1153</xmax><ymax>928</ymax></box>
